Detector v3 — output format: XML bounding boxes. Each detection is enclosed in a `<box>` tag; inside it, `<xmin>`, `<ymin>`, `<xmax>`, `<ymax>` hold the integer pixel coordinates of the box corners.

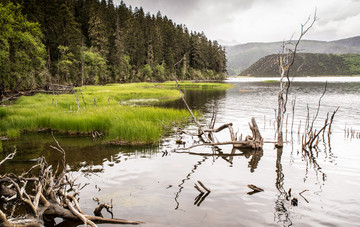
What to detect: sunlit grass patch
<box><xmin>262</xmin><ymin>80</ymin><xmax>278</xmax><ymax>83</ymax></box>
<box><xmin>0</xmin><ymin>82</ymin><xmax>225</xmax><ymax>145</ymax></box>
<box><xmin>153</xmin><ymin>81</ymin><xmax>233</xmax><ymax>90</ymax></box>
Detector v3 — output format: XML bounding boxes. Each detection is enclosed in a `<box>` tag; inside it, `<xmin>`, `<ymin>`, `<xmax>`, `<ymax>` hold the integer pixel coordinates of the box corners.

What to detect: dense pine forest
<box><xmin>0</xmin><ymin>0</ymin><xmax>227</xmax><ymax>96</ymax></box>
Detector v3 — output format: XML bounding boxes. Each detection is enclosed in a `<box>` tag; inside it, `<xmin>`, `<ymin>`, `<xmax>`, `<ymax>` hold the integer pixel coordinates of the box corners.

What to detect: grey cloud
<box><xmin>118</xmin><ymin>0</ymin><xmax>259</xmax><ymax>19</ymax></box>
<box><xmin>115</xmin><ymin>0</ymin><xmax>360</xmax><ymax>44</ymax></box>
<box><xmin>315</xmin><ymin>0</ymin><xmax>360</xmax><ymax>25</ymax></box>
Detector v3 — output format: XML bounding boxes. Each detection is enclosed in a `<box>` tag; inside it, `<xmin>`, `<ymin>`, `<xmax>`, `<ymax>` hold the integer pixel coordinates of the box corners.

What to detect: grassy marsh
<box><xmin>0</xmin><ymin>82</ymin><xmax>230</xmax><ymax>145</ymax></box>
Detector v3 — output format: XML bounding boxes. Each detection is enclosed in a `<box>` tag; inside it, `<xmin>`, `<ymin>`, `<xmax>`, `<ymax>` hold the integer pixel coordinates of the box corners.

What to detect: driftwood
<box><xmin>171</xmin><ymin>57</ymin><xmax>264</xmax><ymax>154</ymax></box>
<box><xmin>0</xmin><ymin>83</ymin><xmax>73</xmax><ymax>104</ymax></box>
<box><xmin>0</xmin><ymin>133</ymin><xmax>143</xmax><ymax>226</ymax></box>
<box><xmin>176</xmin><ymin>117</ymin><xmax>263</xmax><ymax>152</ymax></box>
<box><xmin>45</xmin><ymin>83</ymin><xmax>74</xmax><ymax>92</ymax></box>
<box><xmin>247</xmin><ymin>184</ymin><xmax>264</xmax><ymax>192</ymax></box>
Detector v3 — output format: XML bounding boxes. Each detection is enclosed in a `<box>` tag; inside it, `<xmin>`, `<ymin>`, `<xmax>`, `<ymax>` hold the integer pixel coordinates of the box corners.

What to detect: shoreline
<box><xmin>226</xmin><ymin>75</ymin><xmax>360</xmax><ymax>83</ymax></box>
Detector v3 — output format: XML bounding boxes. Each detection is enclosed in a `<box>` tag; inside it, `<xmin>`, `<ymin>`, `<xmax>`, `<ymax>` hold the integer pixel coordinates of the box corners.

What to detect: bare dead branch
<box><xmin>309</xmin><ymin>82</ymin><xmax>328</xmax><ymax>133</ymax></box>
<box><xmin>50</xmin><ymin>131</ymin><xmax>66</xmax><ymax>171</ymax></box>
<box><xmin>328</xmin><ymin>107</ymin><xmax>339</xmax><ymax>136</ymax></box>
<box><xmin>248</xmin><ymin>184</ymin><xmax>264</xmax><ymax>192</ymax></box>
<box><xmin>0</xmin><ymin>146</ymin><xmax>17</xmax><ymax>166</ymax></box>
<box><xmin>276</xmin><ymin>9</ymin><xmax>318</xmax><ymax>147</ymax></box>
<box><xmin>197</xmin><ymin>181</ymin><xmax>211</xmax><ymax>192</ymax></box>
<box><xmin>64</xmin><ymin>197</ymin><xmax>96</xmax><ymax>227</ymax></box>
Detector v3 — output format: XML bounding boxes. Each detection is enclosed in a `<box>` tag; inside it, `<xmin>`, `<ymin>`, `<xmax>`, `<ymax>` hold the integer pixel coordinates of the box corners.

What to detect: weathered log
<box><xmin>233</xmin><ymin>117</ymin><xmax>263</xmax><ymax>150</ymax></box>
<box><xmin>45</xmin><ymin>83</ymin><xmax>74</xmax><ymax>92</ymax></box>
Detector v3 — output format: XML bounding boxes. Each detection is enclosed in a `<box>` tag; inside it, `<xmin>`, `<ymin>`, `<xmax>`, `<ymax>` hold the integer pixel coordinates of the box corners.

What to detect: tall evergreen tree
<box><xmin>5</xmin><ymin>0</ymin><xmax>227</xmax><ymax>89</ymax></box>
<box><xmin>0</xmin><ymin>2</ymin><xmax>47</xmax><ymax>96</ymax></box>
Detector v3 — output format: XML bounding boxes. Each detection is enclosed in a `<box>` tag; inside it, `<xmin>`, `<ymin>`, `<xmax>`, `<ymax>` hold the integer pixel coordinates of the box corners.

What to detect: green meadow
<box><xmin>0</xmin><ymin>82</ymin><xmax>231</xmax><ymax>145</ymax></box>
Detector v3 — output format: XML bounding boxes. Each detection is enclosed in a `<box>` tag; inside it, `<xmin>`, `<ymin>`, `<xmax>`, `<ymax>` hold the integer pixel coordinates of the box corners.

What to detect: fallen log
<box><xmin>175</xmin><ymin>118</ymin><xmax>264</xmax><ymax>152</ymax></box>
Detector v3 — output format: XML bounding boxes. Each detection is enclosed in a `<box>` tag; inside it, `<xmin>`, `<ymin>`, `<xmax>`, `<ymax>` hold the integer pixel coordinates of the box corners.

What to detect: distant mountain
<box><xmin>225</xmin><ymin>36</ymin><xmax>360</xmax><ymax>75</ymax></box>
<box><xmin>239</xmin><ymin>53</ymin><xmax>360</xmax><ymax>77</ymax></box>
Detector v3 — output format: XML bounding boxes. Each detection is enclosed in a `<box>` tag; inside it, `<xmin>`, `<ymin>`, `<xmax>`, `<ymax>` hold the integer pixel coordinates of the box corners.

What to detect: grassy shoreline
<box><xmin>0</xmin><ymin>82</ymin><xmax>231</xmax><ymax>145</ymax></box>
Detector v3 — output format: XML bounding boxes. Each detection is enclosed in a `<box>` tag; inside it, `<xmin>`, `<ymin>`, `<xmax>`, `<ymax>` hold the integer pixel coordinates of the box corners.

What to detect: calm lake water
<box><xmin>1</xmin><ymin>77</ymin><xmax>360</xmax><ymax>227</ymax></box>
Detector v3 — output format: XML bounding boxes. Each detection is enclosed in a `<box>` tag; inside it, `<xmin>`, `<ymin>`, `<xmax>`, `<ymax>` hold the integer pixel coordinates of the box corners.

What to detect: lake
<box><xmin>1</xmin><ymin>77</ymin><xmax>360</xmax><ymax>226</ymax></box>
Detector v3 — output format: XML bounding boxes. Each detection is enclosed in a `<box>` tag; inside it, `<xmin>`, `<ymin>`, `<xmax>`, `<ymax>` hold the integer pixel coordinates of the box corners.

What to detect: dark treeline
<box><xmin>0</xmin><ymin>0</ymin><xmax>227</xmax><ymax>96</ymax></box>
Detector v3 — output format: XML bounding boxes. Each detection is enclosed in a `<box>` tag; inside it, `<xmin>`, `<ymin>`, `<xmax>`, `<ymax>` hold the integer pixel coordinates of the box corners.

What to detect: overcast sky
<box><xmin>116</xmin><ymin>0</ymin><xmax>360</xmax><ymax>46</ymax></box>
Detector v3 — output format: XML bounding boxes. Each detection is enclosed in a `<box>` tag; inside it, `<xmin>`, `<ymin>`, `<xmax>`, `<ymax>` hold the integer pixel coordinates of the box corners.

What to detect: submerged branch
<box><xmin>0</xmin><ymin>147</ymin><xmax>17</xmax><ymax>166</ymax></box>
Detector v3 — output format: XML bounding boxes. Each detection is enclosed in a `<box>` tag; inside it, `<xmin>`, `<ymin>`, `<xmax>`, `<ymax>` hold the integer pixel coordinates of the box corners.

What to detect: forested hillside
<box><xmin>226</xmin><ymin>36</ymin><xmax>360</xmax><ymax>75</ymax></box>
<box><xmin>0</xmin><ymin>0</ymin><xmax>227</xmax><ymax>96</ymax></box>
<box><xmin>240</xmin><ymin>53</ymin><xmax>360</xmax><ymax>77</ymax></box>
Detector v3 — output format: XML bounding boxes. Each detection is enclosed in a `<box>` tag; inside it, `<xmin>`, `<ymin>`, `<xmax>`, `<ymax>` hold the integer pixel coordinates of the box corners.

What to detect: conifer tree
<box><xmin>0</xmin><ymin>2</ymin><xmax>47</xmax><ymax>95</ymax></box>
<box><xmin>5</xmin><ymin>0</ymin><xmax>227</xmax><ymax>89</ymax></box>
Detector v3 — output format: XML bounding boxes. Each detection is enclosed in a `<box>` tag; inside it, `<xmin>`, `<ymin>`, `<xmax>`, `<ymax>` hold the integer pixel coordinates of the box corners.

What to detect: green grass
<box><xmin>262</xmin><ymin>80</ymin><xmax>278</xmax><ymax>83</ymax></box>
<box><xmin>153</xmin><ymin>81</ymin><xmax>233</xmax><ymax>90</ymax></box>
<box><xmin>0</xmin><ymin>82</ymin><xmax>227</xmax><ymax>145</ymax></box>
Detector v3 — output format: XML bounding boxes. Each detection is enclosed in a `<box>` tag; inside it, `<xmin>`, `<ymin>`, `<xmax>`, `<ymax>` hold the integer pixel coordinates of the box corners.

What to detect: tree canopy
<box><xmin>1</xmin><ymin>0</ymin><xmax>227</xmax><ymax>95</ymax></box>
<box><xmin>0</xmin><ymin>2</ymin><xmax>47</xmax><ymax>96</ymax></box>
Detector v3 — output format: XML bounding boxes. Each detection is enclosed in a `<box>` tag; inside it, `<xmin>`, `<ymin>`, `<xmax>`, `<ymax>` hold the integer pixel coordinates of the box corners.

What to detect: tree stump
<box><xmin>234</xmin><ymin>117</ymin><xmax>263</xmax><ymax>150</ymax></box>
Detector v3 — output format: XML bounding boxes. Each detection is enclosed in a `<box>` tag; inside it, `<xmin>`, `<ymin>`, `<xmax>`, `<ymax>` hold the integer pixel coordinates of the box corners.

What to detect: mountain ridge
<box><xmin>239</xmin><ymin>53</ymin><xmax>360</xmax><ymax>77</ymax></box>
<box><xmin>226</xmin><ymin>36</ymin><xmax>360</xmax><ymax>75</ymax></box>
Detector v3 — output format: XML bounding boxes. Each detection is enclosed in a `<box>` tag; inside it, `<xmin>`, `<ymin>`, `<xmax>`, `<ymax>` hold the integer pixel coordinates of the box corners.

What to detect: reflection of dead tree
<box><xmin>275</xmin><ymin>11</ymin><xmax>318</xmax><ymax>148</ymax></box>
<box><xmin>274</xmin><ymin>148</ymin><xmax>292</xmax><ymax>227</ymax></box>
<box><xmin>0</xmin><ymin>134</ymin><xmax>142</xmax><ymax>226</ymax></box>
<box><xmin>247</xmin><ymin>149</ymin><xmax>263</xmax><ymax>172</ymax></box>
<box><xmin>297</xmin><ymin>84</ymin><xmax>337</xmax><ymax>186</ymax></box>
<box><xmin>194</xmin><ymin>181</ymin><xmax>211</xmax><ymax>207</ymax></box>
<box><xmin>174</xmin><ymin>156</ymin><xmax>208</xmax><ymax>210</ymax></box>
<box><xmin>176</xmin><ymin>147</ymin><xmax>263</xmax><ymax>173</ymax></box>
<box><xmin>194</xmin><ymin>191</ymin><xmax>210</xmax><ymax>207</ymax></box>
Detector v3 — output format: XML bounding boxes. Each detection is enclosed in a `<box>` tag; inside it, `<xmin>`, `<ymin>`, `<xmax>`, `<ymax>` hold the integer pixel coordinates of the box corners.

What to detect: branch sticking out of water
<box><xmin>0</xmin><ymin>146</ymin><xmax>16</xmax><ymax>166</ymax></box>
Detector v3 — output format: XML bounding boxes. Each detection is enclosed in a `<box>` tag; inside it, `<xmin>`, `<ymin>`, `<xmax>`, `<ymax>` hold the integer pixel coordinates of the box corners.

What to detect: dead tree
<box><xmin>302</xmin><ymin>106</ymin><xmax>339</xmax><ymax>151</ymax></box>
<box><xmin>275</xmin><ymin>11</ymin><xmax>318</xmax><ymax>147</ymax></box>
<box><xmin>172</xmin><ymin>58</ymin><xmax>263</xmax><ymax>152</ymax></box>
<box><xmin>0</xmin><ymin>133</ymin><xmax>143</xmax><ymax>226</ymax></box>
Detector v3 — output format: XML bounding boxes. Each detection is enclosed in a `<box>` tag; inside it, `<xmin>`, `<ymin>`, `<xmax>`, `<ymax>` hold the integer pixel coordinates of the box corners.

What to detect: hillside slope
<box><xmin>240</xmin><ymin>53</ymin><xmax>360</xmax><ymax>77</ymax></box>
<box><xmin>226</xmin><ymin>36</ymin><xmax>360</xmax><ymax>75</ymax></box>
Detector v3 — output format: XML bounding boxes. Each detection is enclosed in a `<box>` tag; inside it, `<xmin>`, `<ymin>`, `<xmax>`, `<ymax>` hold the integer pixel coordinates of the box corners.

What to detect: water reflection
<box><xmin>177</xmin><ymin>147</ymin><xmax>264</xmax><ymax>173</ymax></box>
<box><xmin>194</xmin><ymin>191</ymin><xmax>211</xmax><ymax>207</ymax></box>
<box><xmin>301</xmin><ymin>147</ymin><xmax>327</xmax><ymax>185</ymax></box>
<box><xmin>0</xmin><ymin>133</ymin><xmax>159</xmax><ymax>175</ymax></box>
<box><xmin>162</xmin><ymin>89</ymin><xmax>226</xmax><ymax>112</ymax></box>
<box><xmin>2</xmin><ymin>80</ymin><xmax>360</xmax><ymax>226</ymax></box>
<box><xmin>274</xmin><ymin>147</ymin><xmax>293</xmax><ymax>227</ymax></box>
<box><xmin>174</xmin><ymin>156</ymin><xmax>208</xmax><ymax>210</ymax></box>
